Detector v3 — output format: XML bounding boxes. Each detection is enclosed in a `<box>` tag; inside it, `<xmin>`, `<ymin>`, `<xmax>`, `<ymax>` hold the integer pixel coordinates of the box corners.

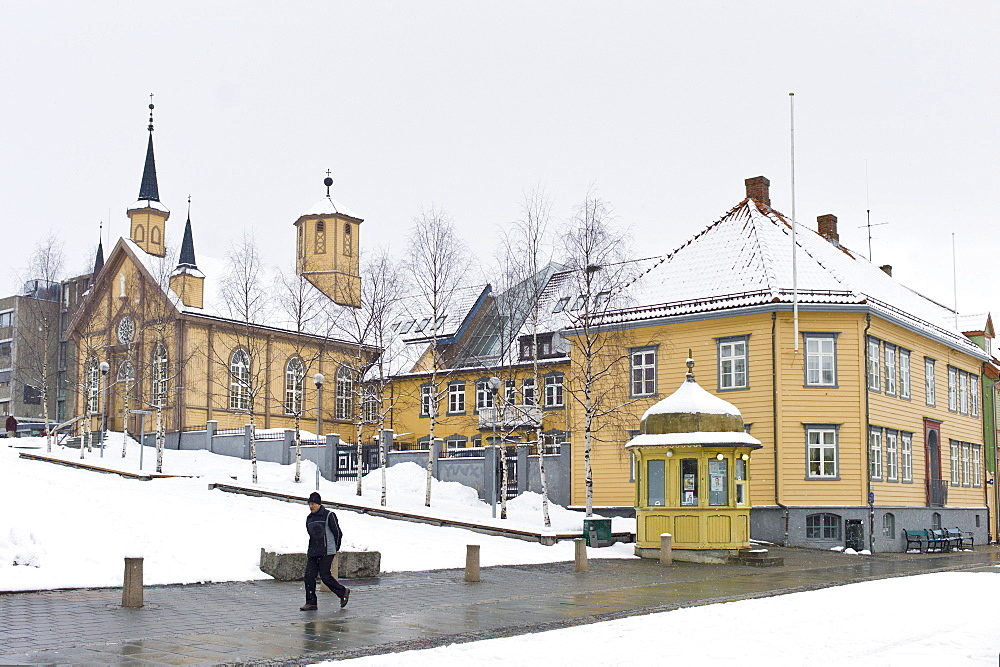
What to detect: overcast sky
<box><xmin>2</xmin><ymin>2</ymin><xmax>997</xmax><ymax>319</ymax></box>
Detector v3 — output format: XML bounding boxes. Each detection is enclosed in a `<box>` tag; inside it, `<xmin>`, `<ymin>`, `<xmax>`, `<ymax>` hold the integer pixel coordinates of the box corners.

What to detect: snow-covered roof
<box><xmin>626</xmin><ymin>431</ymin><xmax>762</xmax><ymax>447</ymax></box>
<box><xmin>300</xmin><ymin>195</ymin><xmax>360</xmax><ymax>221</ymax></box>
<box><xmin>641</xmin><ymin>377</ymin><xmax>742</xmax><ymax>421</ymax></box>
<box><xmin>128</xmin><ymin>198</ymin><xmax>170</xmax><ymax>214</ymax></box>
<box><xmin>601</xmin><ymin>198</ymin><xmax>986</xmax><ymax>359</ymax></box>
<box><xmin>956</xmin><ymin>312</ymin><xmax>992</xmax><ymax>336</ymax></box>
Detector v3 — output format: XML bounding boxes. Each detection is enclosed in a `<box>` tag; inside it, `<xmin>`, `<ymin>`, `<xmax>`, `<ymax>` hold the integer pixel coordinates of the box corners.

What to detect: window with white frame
<box><xmin>630</xmin><ymin>347</ymin><xmax>657</xmax><ymax>397</ymax></box>
<box><xmin>950</xmin><ymin>440</ymin><xmax>960</xmax><ymax>485</ymax></box>
<box><xmin>806</xmin><ymin>425</ymin><xmax>838</xmax><ymax>478</ymax></box>
<box><xmin>504</xmin><ymin>379</ymin><xmax>517</xmax><ymax>404</ymax></box>
<box><xmin>152</xmin><ymin>343</ymin><xmax>168</xmax><ymax>408</ymax></box>
<box><xmin>867</xmin><ymin>338</ymin><xmax>881</xmax><ymax>391</ymax></box>
<box><xmin>447</xmin><ymin>381</ymin><xmax>466</xmax><ymax>414</ymax></box>
<box><xmin>476</xmin><ymin>380</ymin><xmax>493</xmax><ymax>410</ymax></box>
<box><xmin>973</xmin><ymin>445</ymin><xmax>982</xmax><ymax>486</ymax></box>
<box><xmin>805</xmin><ymin>334</ymin><xmax>837</xmax><ymax>387</ymax></box>
<box><xmin>901</xmin><ymin>432</ymin><xmax>913</xmax><ymax>482</ymax></box>
<box><xmin>961</xmin><ymin>442</ymin><xmax>971</xmax><ymax>486</ymax></box>
<box><xmin>885</xmin><ymin>430</ymin><xmax>898</xmax><ymax>481</ymax></box>
<box><xmin>229</xmin><ymin>349</ymin><xmax>250</xmax><ymax>411</ymax></box>
<box><xmin>335</xmin><ymin>366</ymin><xmax>353</xmax><ymax>420</ymax></box>
<box><xmin>869</xmin><ymin>427</ymin><xmax>883</xmax><ymax>480</ymax></box>
<box><xmin>362</xmin><ymin>386</ymin><xmax>379</xmax><ymax>423</ymax></box>
<box><xmin>959</xmin><ymin>371</ymin><xmax>969</xmax><ymax>414</ymax></box>
<box><xmin>899</xmin><ymin>349</ymin><xmax>911</xmax><ymax>399</ymax></box>
<box><xmin>0</xmin><ymin>311</ymin><xmax>11</xmax><ymax>328</ymax></box>
<box><xmin>718</xmin><ymin>336</ymin><xmax>748</xmax><ymax>390</ymax></box>
<box><xmin>86</xmin><ymin>356</ymin><xmax>100</xmax><ymax>413</ymax></box>
<box><xmin>284</xmin><ymin>357</ymin><xmax>304</xmax><ymax>415</ymax></box>
<box><xmin>970</xmin><ymin>375</ymin><xmax>979</xmax><ymax>417</ymax></box>
<box><xmin>522</xmin><ymin>377</ymin><xmax>536</xmax><ymax>406</ymax></box>
<box><xmin>884</xmin><ymin>344</ymin><xmax>897</xmax><ymax>396</ymax></box>
<box><xmin>420</xmin><ymin>384</ymin><xmax>433</xmax><ymax>417</ymax></box>
<box><xmin>544</xmin><ymin>374</ymin><xmax>564</xmax><ymax>408</ymax></box>
<box><xmin>948</xmin><ymin>366</ymin><xmax>958</xmax><ymax>411</ymax></box>
<box><xmin>925</xmin><ymin>358</ymin><xmax>936</xmax><ymax>406</ymax></box>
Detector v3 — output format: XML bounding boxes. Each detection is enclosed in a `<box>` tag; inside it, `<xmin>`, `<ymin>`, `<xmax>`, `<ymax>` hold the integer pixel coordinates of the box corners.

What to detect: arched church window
<box><xmin>284</xmin><ymin>357</ymin><xmax>304</xmax><ymax>415</ymax></box>
<box><xmin>343</xmin><ymin>224</ymin><xmax>352</xmax><ymax>256</ymax></box>
<box><xmin>134</xmin><ymin>225</ymin><xmax>145</xmax><ymax>242</ymax></box>
<box><xmin>86</xmin><ymin>355</ymin><xmax>100</xmax><ymax>414</ymax></box>
<box><xmin>151</xmin><ymin>226</ymin><xmax>161</xmax><ymax>245</ymax></box>
<box><xmin>229</xmin><ymin>349</ymin><xmax>251</xmax><ymax>411</ymax></box>
<box><xmin>315</xmin><ymin>220</ymin><xmax>326</xmax><ymax>254</ymax></box>
<box><xmin>335</xmin><ymin>365</ymin><xmax>353</xmax><ymax>420</ymax></box>
<box><xmin>151</xmin><ymin>343</ymin><xmax>168</xmax><ymax>407</ymax></box>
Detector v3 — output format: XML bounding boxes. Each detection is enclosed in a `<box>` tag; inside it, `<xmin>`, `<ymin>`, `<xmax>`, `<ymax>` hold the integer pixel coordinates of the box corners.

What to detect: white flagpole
<box><xmin>790</xmin><ymin>92</ymin><xmax>799</xmax><ymax>352</ymax></box>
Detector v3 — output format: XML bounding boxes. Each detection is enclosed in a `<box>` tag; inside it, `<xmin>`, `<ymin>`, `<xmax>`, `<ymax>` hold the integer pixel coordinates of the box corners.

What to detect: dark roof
<box><xmin>92</xmin><ymin>239</ymin><xmax>105</xmax><ymax>279</ymax></box>
<box><xmin>138</xmin><ymin>133</ymin><xmax>160</xmax><ymax>202</ymax></box>
<box><xmin>177</xmin><ymin>214</ymin><xmax>197</xmax><ymax>269</ymax></box>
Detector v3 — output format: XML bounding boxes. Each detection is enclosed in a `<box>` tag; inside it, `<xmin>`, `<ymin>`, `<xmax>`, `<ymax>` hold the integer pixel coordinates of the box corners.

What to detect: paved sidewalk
<box><xmin>1</xmin><ymin>546</ymin><xmax>998</xmax><ymax>665</ymax></box>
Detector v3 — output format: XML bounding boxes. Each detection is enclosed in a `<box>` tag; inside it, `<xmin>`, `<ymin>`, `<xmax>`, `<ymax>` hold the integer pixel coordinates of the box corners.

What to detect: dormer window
<box><xmin>593</xmin><ymin>291</ymin><xmax>611</xmax><ymax>309</ymax></box>
<box><xmin>571</xmin><ymin>295</ymin><xmax>587</xmax><ymax>311</ymax></box>
<box><xmin>398</xmin><ymin>319</ymin><xmax>415</xmax><ymax>334</ymax></box>
<box><xmin>552</xmin><ymin>296</ymin><xmax>570</xmax><ymax>313</ymax></box>
<box><xmin>519</xmin><ymin>333</ymin><xmax>555</xmax><ymax>360</ymax></box>
<box><xmin>413</xmin><ymin>317</ymin><xmax>431</xmax><ymax>333</ymax></box>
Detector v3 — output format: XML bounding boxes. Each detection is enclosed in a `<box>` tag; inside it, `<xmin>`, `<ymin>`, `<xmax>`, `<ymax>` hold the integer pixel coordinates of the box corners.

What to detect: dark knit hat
<box><xmin>308</xmin><ymin>492</ymin><xmax>322</xmax><ymax>505</ymax></box>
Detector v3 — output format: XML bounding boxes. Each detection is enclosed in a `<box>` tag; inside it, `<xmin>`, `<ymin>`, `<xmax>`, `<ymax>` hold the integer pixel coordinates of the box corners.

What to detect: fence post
<box><xmin>432</xmin><ymin>437</ymin><xmax>443</xmax><ymax>479</ymax></box>
<box><xmin>243</xmin><ymin>424</ymin><xmax>253</xmax><ymax>459</ymax></box>
<box><xmin>325</xmin><ymin>433</ymin><xmax>340</xmax><ymax>482</ymax></box>
<box><xmin>659</xmin><ymin>533</ymin><xmax>673</xmax><ymax>566</ymax></box>
<box><xmin>464</xmin><ymin>545</ymin><xmax>481</xmax><ymax>582</ymax></box>
<box><xmin>122</xmin><ymin>557</ymin><xmax>144</xmax><ymax>608</ymax></box>
<box><xmin>206</xmin><ymin>421</ymin><xmax>217</xmax><ymax>453</ymax></box>
<box><xmin>282</xmin><ymin>429</ymin><xmax>294</xmax><ymax>465</ymax></box>
<box><xmin>516</xmin><ymin>444</ymin><xmax>529</xmax><ymax>494</ymax></box>
<box><xmin>574</xmin><ymin>538</ymin><xmax>588</xmax><ymax>572</ymax></box>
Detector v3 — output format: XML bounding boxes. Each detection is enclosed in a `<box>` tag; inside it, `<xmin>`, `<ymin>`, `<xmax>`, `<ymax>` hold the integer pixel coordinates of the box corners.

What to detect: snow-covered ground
<box><xmin>324</xmin><ymin>571</ymin><xmax>1000</xmax><ymax>666</ymax></box>
<box><xmin>0</xmin><ymin>432</ymin><xmax>634</xmax><ymax>591</ymax></box>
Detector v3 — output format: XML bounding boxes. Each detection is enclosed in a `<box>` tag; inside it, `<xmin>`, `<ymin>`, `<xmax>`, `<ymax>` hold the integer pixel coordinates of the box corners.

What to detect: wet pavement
<box><xmin>2</xmin><ymin>546</ymin><xmax>998</xmax><ymax>665</ymax></box>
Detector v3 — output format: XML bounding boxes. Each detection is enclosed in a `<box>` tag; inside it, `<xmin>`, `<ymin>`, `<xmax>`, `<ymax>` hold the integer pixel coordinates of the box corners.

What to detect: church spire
<box><xmin>92</xmin><ymin>223</ymin><xmax>105</xmax><ymax>281</ymax></box>
<box><xmin>177</xmin><ymin>196</ymin><xmax>198</xmax><ymax>269</ymax></box>
<box><xmin>138</xmin><ymin>98</ymin><xmax>160</xmax><ymax>202</ymax></box>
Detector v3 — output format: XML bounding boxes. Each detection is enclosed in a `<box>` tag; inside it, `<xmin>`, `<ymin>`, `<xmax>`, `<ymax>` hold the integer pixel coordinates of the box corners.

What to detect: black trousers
<box><xmin>304</xmin><ymin>554</ymin><xmax>347</xmax><ymax>604</ymax></box>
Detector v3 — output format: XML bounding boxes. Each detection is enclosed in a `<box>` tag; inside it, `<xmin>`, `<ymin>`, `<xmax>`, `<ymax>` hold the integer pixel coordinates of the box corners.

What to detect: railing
<box><xmin>926</xmin><ymin>479</ymin><xmax>948</xmax><ymax>507</ymax></box>
<box><xmin>254</xmin><ymin>431</ymin><xmax>285</xmax><ymax>441</ymax></box>
<box><xmin>182</xmin><ymin>424</ymin><xmax>207</xmax><ymax>432</ymax></box>
<box><xmin>447</xmin><ymin>446</ymin><xmax>486</xmax><ymax>458</ymax></box>
<box><xmin>215</xmin><ymin>427</ymin><xmax>247</xmax><ymax>436</ymax></box>
<box><xmin>478</xmin><ymin>405</ymin><xmax>542</xmax><ymax>429</ymax></box>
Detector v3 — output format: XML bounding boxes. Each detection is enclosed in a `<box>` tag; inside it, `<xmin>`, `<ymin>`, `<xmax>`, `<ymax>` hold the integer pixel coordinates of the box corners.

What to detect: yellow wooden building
<box><xmin>69</xmin><ymin>108</ymin><xmax>371</xmax><ymax>441</ymax></box>
<box><xmin>561</xmin><ymin>176</ymin><xmax>991</xmax><ymax>551</ymax></box>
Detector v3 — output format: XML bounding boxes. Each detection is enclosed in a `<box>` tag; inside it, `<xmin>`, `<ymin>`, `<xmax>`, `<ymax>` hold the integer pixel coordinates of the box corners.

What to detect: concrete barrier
<box><xmin>259</xmin><ymin>548</ymin><xmax>380</xmax><ymax>580</ymax></box>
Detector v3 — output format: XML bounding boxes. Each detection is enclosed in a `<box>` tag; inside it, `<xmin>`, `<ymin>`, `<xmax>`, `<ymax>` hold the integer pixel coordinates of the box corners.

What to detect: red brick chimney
<box><xmin>817</xmin><ymin>214</ymin><xmax>839</xmax><ymax>245</ymax></box>
<box><xmin>745</xmin><ymin>176</ymin><xmax>770</xmax><ymax>207</ymax></box>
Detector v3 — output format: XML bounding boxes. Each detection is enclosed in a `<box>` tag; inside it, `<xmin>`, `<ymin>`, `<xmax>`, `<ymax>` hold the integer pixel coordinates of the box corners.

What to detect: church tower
<box><xmin>128</xmin><ymin>101</ymin><xmax>170</xmax><ymax>257</ymax></box>
<box><xmin>169</xmin><ymin>198</ymin><xmax>205</xmax><ymax>309</ymax></box>
<box><xmin>294</xmin><ymin>174</ymin><xmax>362</xmax><ymax>308</ymax></box>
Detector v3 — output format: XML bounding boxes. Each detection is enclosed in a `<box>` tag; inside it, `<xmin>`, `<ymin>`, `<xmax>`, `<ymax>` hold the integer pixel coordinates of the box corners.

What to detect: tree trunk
<box><xmin>294</xmin><ymin>409</ymin><xmax>302</xmax><ymax>483</ymax></box>
<box><xmin>121</xmin><ymin>381</ymin><xmax>130</xmax><ymax>458</ymax></box>
<box><xmin>249</xmin><ymin>413</ymin><xmax>258</xmax><ymax>484</ymax></box>
<box><xmin>155</xmin><ymin>405</ymin><xmax>165</xmax><ymax>474</ymax></box>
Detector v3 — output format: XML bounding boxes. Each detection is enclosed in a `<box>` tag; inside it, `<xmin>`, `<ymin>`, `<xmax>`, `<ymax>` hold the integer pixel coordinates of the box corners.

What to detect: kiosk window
<box><xmin>681</xmin><ymin>459</ymin><xmax>698</xmax><ymax>506</ymax></box>
<box><xmin>709</xmin><ymin>459</ymin><xmax>729</xmax><ymax>506</ymax></box>
<box><xmin>647</xmin><ymin>460</ymin><xmax>665</xmax><ymax>506</ymax></box>
<box><xmin>735</xmin><ymin>458</ymin><xmax>747</xmax><ymax>505</ymax></box>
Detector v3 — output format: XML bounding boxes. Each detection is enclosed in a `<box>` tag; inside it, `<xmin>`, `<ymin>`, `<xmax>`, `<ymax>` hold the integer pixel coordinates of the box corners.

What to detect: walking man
<box><xmin>300</xmin><ymin>491</ymin><xmax>350</xmax><ymax>611</ymax></box>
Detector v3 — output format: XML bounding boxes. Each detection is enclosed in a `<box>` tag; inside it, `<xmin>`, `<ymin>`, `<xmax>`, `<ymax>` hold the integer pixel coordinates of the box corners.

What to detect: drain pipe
<box><xmin>772</xmin><ymin>311</ymin><xmax>789</xmax><ymax>545</ymax></box>
<box><xmin>864</xmin><ymin>313</ymin><xmax>873</xmax><ymax>554</ymax></box>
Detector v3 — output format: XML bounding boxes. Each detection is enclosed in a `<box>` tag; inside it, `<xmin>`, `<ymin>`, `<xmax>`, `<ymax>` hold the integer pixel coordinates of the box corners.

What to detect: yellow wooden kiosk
<box><xmin>627</xmin><ymin>357</ymin><xmax>762</xmax><ymax>563</ymax></box>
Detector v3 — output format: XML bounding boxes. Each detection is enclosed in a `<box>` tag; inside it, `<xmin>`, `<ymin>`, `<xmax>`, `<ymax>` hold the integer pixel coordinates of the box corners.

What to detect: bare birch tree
<box><xmin>561</xmin><ymin>192</ymin><xmax>632</xmax><ymax>517</ymax></box>
<box><xmin>406</xmin><ymin>208</ymin><xmax>469</xmax><ymax>507</ymax></box>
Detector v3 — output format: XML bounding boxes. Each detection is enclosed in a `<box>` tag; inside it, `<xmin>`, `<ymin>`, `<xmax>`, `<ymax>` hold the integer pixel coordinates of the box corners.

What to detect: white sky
<box><xmin>2</xmin><ymin>2</ymin><xmax>998</xmax><ymax>317</ymax></box>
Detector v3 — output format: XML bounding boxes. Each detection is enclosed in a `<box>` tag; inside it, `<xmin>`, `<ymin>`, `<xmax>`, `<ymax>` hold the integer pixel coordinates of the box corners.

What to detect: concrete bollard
<box><xmin>122</xmin><ymin>557</ymin><xmax>144</xmax><ymax>608</ymax></box>
<box><xmin>659</xmin><ymin>533</ymin><xmax>673</xmax><ymax>566</ymax></box>
<box><xmin>465</xmin><ymin>545</ymin><xmax>481</xmax><ymax>582</ymax></box>
<box><xmin>574</xmin><ymin>538</ymin><xmax>588</xmax><ymax>572</ymax></box>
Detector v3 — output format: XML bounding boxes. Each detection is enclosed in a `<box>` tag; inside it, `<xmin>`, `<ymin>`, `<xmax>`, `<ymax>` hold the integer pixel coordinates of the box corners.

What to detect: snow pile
<box><xmin>0</xmin><ymin>434</ymin><xmax>634</xmax><ymax>592</ymax></box>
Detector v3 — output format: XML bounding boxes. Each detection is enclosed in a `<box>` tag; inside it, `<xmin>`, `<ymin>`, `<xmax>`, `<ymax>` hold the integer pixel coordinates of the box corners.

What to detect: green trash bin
<box><xmin>583</xmin><ymin>518</ymin><xmax>613</xmax><ymax>547</ymax></box>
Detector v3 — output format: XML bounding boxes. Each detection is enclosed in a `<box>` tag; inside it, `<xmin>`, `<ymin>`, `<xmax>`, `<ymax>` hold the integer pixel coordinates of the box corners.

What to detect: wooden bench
<box><xmin>903</xmin><ymin>529</ymin><xmax>932</xmax><ymax>553</ymax></box>
<box><xmin>945</xmin><ymin>527</ymin><xmax>973</xmax><ymax>550</ymax></box>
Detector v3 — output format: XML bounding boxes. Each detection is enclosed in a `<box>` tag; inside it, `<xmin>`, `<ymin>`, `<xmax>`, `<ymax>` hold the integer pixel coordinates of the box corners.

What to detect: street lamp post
<box><xmin>314</xmin><ymin>372</ymin><xmax>325</xmax><ymax>444</ymax></box>
<box><xmin>487</xmin><ymin>376</ymin><xmax>501</xmax><ymax>519</ymax></box>
<box><xmin>98</xmin><ymin>361</ymin><xmax>110</xmax><ymax>457</ymax></box>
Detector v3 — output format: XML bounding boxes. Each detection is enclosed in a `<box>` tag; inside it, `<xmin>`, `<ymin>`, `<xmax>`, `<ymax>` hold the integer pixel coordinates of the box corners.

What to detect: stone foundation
<box><xmin>259</xmin><ymin>548</ymin><xmax>381</xmax><ymax>580</ymax></box>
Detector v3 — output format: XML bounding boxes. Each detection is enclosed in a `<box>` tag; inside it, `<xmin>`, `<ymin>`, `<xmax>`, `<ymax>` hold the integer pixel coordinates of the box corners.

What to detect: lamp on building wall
<box><xmin>98</xmin><ymin>361</ymin><xmax>110</xmax><ymax>457</ymax></box>
<box><xmin>313</xmin><ymin>372</ymin><xmax>325</xmax><ymax>443</ymax></box>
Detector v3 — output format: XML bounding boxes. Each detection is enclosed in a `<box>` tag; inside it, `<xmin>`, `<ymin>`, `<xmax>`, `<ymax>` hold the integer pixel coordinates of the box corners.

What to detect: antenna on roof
<box><xmin>789</xmin><ymin>92</ymin><xmax>799</xmax><ymax>353</ymax></box>
<box><xmin>858</xmin><ymin>210</ymin><xmax>888</xmax><ymax>261</ymax></box>
<box><xmin>952</xmin><ymin>233</ymin><xmax>959</xmax><ymax>327</ymax></box>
